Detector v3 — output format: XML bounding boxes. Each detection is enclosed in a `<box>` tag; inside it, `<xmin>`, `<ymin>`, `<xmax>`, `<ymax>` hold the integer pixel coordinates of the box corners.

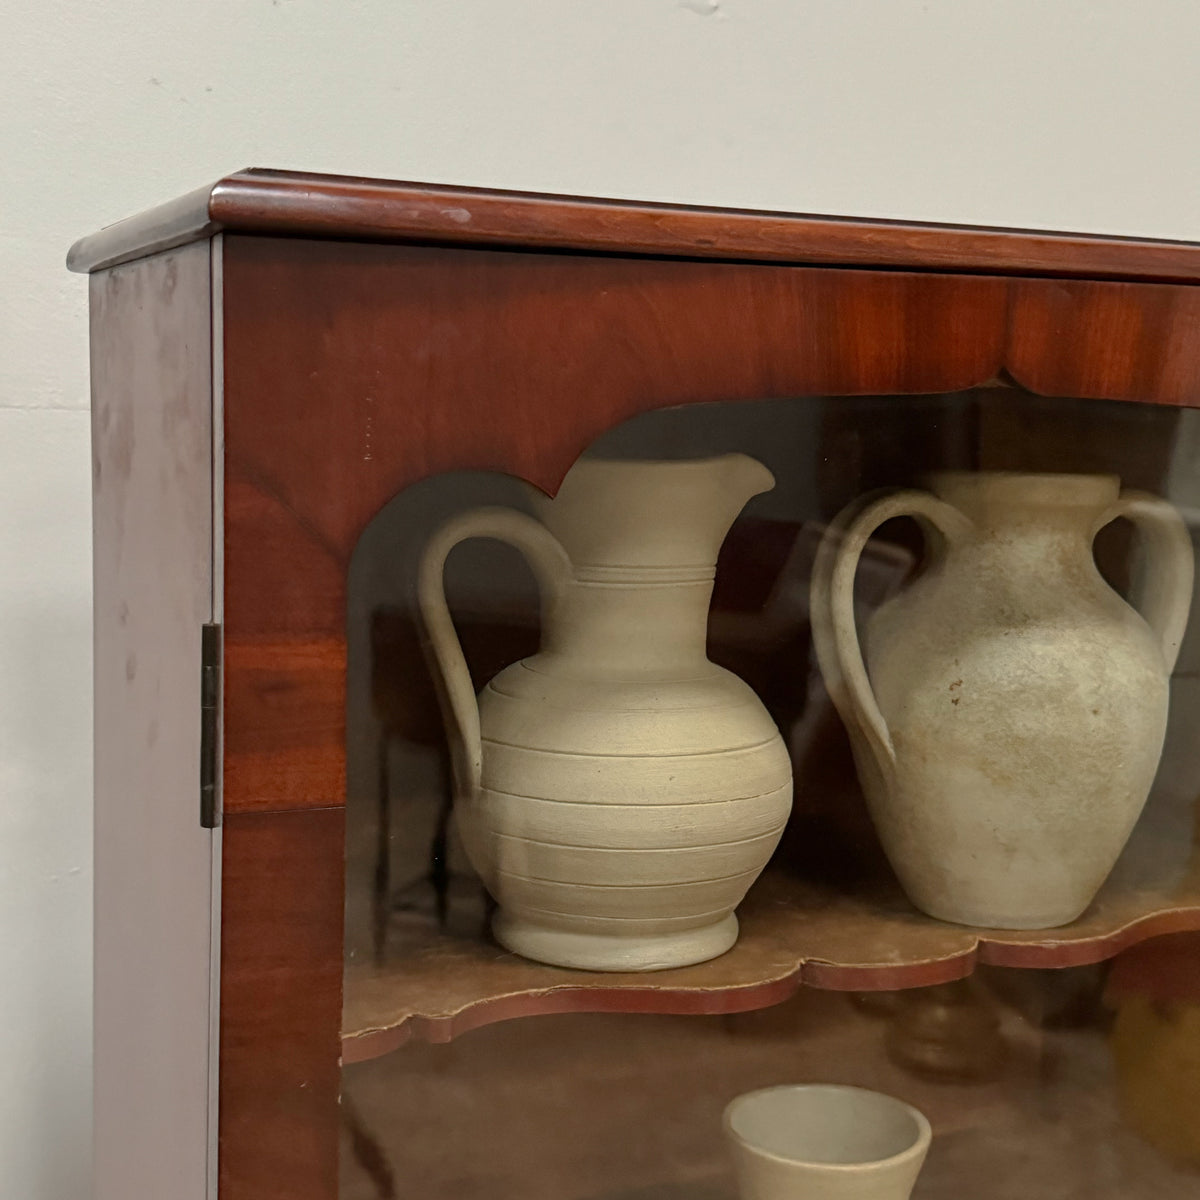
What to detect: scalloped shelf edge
<box><xmin>342</xmin><ymin>895</ymin><xmax>1200</xmax><ymax>1065</ymax></box>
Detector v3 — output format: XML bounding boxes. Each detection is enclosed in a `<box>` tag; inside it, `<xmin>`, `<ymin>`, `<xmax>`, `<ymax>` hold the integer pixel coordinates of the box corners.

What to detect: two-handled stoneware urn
<box><xmin>812</xmin><ymin>471</ymin><xmax>1194</xmax><ymax>929</ymax></box>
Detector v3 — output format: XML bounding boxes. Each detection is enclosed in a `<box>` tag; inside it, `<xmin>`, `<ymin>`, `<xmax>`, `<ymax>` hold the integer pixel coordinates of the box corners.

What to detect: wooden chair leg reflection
<box><xmin>369</xmin><ymin>607</ymin><xmax>460</xmax><ymax>965</ymax></box>
<box><xmin>341</xmin><ymin>1093</ymin><xmax>397</xmax><ymax>1200</ymax></box>
<box><xmin>370</xmin><ymin>731</ymin><xmax>456</xmax><ymax>965</ymax></box>
<box><xmin>368</xmin><ymin>606</ymin><xmax>538</xmax><ymax>962</ymax></box>
<box><xmin>371</xmin><ymin>728</ymin><xmax>392</xmax><ymax>966</ymax></box>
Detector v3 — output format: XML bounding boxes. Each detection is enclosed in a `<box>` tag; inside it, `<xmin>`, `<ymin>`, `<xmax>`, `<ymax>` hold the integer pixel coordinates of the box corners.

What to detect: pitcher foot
<box><xmin>492</xmin><ymin>911</ymin><xmax>739</xmax><ymax>971</ymax></box>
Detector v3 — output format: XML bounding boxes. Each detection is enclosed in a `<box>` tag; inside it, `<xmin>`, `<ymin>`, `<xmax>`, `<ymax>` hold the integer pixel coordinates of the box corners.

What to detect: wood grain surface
<box><xmin>218</xmin><ymin>807</ymin><xmax>345</xmax><ymax>1200</ymax></box>
<box><xmin>1008</xmin><ymin>279</ymin><xmax>1200</xmax><ymax>404</ymax></box>
<box><xmin>69</xmin><ymin>168</ymin><xmax>1200</xmax><ymax>282</ymax></box>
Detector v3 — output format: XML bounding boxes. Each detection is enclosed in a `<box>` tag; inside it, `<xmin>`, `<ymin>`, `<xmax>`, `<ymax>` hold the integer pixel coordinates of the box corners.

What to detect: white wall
<box><xmin>5</xmin><ymin>1</ymin><xmax>1200</xmax><ymax>1194</ymax></box>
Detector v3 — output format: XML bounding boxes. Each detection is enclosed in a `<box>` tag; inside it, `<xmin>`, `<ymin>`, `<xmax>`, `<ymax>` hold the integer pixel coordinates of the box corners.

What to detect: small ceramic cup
<box><xmin>723</xmin><ymin>1084</ymin><xmax>931</xmax><ymax>1200</ymax></box>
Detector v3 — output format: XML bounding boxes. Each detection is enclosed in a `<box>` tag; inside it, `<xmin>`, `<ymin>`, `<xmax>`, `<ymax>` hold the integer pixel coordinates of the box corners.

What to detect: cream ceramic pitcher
<box><xmin>811</xmin><ymin>472</ymin><xmax>1193</xmax><ymax>929</ymax></box>
<box><xmin>418</xmin><ymin>454</ymin><xmax>793</xmax><ymax>971</ymax></box>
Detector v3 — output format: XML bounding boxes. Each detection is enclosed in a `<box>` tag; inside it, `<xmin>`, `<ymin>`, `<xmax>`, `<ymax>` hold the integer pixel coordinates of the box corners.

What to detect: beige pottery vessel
<box><xmin>418</xmin><ymin>454</ymin><xmax>793</xmax><ymax>971</ymax></box>
<box><xmin>811</xmin><ymin>472</ymin><xmax>1193</xmax><ymax>929</ymax></box>
<box><xmin>724</xmin><ymin>1084</ymin><xmax>930</xmax><ymax>1200</ymax></box>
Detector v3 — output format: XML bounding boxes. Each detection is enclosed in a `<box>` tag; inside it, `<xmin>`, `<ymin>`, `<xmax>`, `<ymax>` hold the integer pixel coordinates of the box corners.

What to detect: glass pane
<box><xmin>341</xmin><ymin>387</ymin><xmax>1200</xmax><ymax>1198</ymax></box>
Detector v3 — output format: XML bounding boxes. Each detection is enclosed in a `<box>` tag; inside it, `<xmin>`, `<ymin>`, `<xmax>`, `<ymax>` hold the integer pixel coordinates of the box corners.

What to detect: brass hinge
<box><xmin>200</xmin><ymin>623</ymin><xmax>222</xmax><ymax>829</ymax></box>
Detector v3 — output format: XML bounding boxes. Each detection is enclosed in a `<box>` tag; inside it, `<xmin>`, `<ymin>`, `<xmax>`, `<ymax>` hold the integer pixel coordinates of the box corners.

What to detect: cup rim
<box><xmin>722</xmin><ymin>1084</ymin><xmax>932</xmax><ymax>1173</ymax></box>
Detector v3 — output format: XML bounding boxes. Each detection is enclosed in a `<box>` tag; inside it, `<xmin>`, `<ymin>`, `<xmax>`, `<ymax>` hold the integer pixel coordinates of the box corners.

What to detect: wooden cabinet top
<box><xmin>68</xmin><ymin>167</ymin><xmax>1200</xmax><ymax>282</ymax></box>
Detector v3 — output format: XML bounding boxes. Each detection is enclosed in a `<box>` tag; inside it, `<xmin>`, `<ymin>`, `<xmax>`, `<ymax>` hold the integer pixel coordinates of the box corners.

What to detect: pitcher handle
<box><xmin>1098</xmin><ymin>491</ymin><xmax>1194</xmax><ymax>673</ymax></box>
<box><xmin>811</xmin><ymin>489</ymin><xmax>973</xmax><ymax>781</ymax></box>
<box><xmin>417</xmin><ymin>506</ymin><xmax>573</xmax><ymax>805</ymax></box>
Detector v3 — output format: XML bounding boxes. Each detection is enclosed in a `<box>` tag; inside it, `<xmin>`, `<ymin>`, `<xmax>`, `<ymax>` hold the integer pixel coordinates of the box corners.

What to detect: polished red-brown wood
<box><xmin>69</xmin><ymin>168</ymin><xmax>1200</xmax><ymax>282</ymax></box>
<box><xmin>218</xmin><ymin>808</ymin><xmax>344</xmax><ymax>1200</ymax></box>
<box><xmin>1008</xmin><ymin>279</ymin><xmax>1200</xmax><ymax>404</ymax></box>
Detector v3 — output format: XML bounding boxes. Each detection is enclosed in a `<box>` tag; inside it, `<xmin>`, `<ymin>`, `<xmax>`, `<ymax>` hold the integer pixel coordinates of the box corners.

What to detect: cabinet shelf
<box><xmin>342</xmin><ymin>810</ymin><xmax>1200</xmax><ymax>1063</ymax></box>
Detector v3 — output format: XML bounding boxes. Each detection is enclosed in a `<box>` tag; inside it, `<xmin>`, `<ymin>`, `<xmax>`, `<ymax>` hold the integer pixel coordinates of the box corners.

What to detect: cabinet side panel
<box><xmin>91</xmin><ymin>241</ymin><xmax>216</xmax><ymax>1199</ymax></box>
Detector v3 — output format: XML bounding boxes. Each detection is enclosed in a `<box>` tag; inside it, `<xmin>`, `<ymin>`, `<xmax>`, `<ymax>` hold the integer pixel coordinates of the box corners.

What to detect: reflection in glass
<box><xmin>341</xmin><ymin>387</ymin><xmax>1200</xmax><ymax>1198</ymax></box>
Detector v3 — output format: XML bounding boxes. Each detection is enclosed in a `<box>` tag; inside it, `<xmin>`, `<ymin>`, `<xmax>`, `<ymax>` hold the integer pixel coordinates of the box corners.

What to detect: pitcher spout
<box><xmin>719</xmin><ymin>452</ymin><xmax>778</xmax><ymax>519</ymax></box>
<box><xmin>676</xmin><ymin>452</ymin><xmax>777</xmax><ymax>560</ymax></box>
<box><xmin>534</xmin><ymin>452</ymin><xmax>776</xmax><ymax>570</ymax></box>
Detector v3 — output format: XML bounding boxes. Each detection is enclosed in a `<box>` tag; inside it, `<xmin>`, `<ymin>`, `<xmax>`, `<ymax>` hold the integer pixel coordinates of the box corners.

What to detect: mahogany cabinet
<box><xmin>73</xmin><ymin>171</ymin><xmax>1200</xmax><ymax>1200</ymax></box>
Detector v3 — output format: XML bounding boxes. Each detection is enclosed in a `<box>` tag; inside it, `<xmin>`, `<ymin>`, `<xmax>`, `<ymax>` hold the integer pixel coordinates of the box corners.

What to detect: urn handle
<box><xmin>1099</xmin><ymin>491</ymin><xmax>1194</xmax><ymax>673</ymax></box>
<box><xmin>417</xmin><ymin>507</ymin><xmax>573</xmax><ymax>804</ymax></box>
<box><xmin>811</xmin><ymin>490</ymin><xmax>973</xmax><ymax>781</ymax></box>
